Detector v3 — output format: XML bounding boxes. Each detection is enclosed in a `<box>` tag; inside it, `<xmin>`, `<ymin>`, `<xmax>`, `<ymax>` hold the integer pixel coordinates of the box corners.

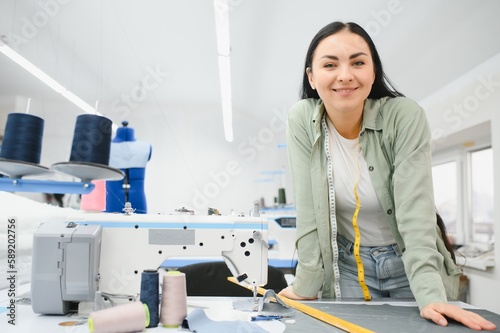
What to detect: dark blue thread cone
<box><xmin>69</xmin><ymin>114</ymin><xmax>112</xmax><ymax>165</ymax></box>
<box><xmin>140</xmin><ymin>269</ymin><xmax>159</xmax><ymax>327</ymax></box>
<box><xmin>0</xmin><ymin>113</ymin><xmax>44</xmax><ymax>164</ymax></box>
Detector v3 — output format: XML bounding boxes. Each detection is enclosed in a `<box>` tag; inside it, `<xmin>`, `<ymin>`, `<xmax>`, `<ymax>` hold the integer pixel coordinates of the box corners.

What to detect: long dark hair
<box><xmin>300</xmin><ymin>21</ymin><xmax>404</xmax><ymax>100</ymax></box>
<box><xmin>436</xmin><ymin>213</ymin><xmax>456</xmax><ymax>264</ymax></box>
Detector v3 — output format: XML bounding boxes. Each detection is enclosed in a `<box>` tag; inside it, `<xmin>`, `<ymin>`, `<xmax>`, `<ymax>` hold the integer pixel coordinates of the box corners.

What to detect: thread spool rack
<box><xmin>0</xmin><ymin>177</ymin><xmax>96</xmax><ymax>195</ymax></box>
<box><xmin>0</xmin><ymin>160</ymin><xmax>124</xmax><ymax>195</ymax></box>
<box><xmin>0</xmin><ymin>112</ymin><xmax>124</xmax><ymax>195</ymax></box>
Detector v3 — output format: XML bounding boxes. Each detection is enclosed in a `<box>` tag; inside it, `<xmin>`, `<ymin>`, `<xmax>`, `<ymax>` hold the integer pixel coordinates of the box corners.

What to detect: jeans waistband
<box><xmin>337</xmin><ymin>233</ymin><xmax>402</xmax><ymax>257</ymax></box>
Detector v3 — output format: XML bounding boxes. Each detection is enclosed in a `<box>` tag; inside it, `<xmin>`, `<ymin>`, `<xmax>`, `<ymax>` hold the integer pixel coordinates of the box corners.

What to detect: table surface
<box><xmin>1</xmin><ymin>284</ymin><xmax>500</xmax><ymax>333</ymax></box>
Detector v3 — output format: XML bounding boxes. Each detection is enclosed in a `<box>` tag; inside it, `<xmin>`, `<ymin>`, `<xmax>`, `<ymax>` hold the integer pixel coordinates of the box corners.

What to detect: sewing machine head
<box><xmin>31</xmin><ymin>212</ymin><xmax>268</xmax><ymax>314</ymax></box>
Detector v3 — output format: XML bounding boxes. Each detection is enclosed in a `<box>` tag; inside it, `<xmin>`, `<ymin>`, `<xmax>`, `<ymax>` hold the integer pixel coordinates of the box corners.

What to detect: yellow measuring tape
<box><xmin>227</xmin><ymin>277</ymin><xmax>375</xmax><ymax>333</ymax></box>
<box><xmin>352</xmin><ymin>182</ymin><xmax>371</xmax><ymax>301</ymax></box>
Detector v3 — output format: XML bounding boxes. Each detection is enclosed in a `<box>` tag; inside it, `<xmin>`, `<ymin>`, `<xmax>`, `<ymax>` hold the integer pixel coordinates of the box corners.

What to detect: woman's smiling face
<box><xmin>306</xmin><ymin>29</ymin><xmax>375</xmax><ymax>116</ymax></box>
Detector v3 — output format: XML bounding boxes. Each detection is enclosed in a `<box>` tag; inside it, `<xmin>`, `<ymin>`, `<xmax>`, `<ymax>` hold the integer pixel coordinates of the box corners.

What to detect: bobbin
<box><xmin>88</xmin><ymin>301</ymin><xmax>150</xmax><ymax>333</ymax></box>
<box><xmin>50</xmin><ymin>114</ymin><xmax>124</xmax><ymax>182</ymax></box>
<box><xmin>140</xmin><ymin>269</ymin><xmax>160</xmax><ymax>328</ymax></box>
<box><xmin>160</xmin><ymin>271</ymin><xmax>187</xmax><ymax>328</ymax></box>
<box><xmin>0</xmin><ymin>113</ymin><xmax>52</xmax><ymax>178</ymax></box>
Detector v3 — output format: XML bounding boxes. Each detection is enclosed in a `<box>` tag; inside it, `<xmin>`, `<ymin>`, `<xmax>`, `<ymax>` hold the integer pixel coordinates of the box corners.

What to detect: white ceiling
<box><xmin>1</xmin><ymin>0</ymin><xmax>499</xmax><ymax>138</ymax></box>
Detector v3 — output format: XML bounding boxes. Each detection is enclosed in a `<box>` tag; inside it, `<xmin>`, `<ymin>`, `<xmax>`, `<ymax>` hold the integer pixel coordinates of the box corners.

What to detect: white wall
<box><xmin>421</xmin><ymin>52</ymin><xmax>500</xmax><ymax>314</ymax></box>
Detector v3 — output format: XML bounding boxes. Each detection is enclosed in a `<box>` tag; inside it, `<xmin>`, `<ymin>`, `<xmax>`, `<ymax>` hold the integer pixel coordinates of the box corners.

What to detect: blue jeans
<box><xmin>337</xmin><ymin>234</ymin><xmax>414</xmax><ymax>299</ymax></box>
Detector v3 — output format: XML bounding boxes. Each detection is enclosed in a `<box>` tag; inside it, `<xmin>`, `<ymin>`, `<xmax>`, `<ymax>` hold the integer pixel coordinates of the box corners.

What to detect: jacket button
<box><xmin>368</xmin><ymin>166</ymin><xmax>374</xmax><ymax>171</ymax></box>
<box><xmin>387</xmin><ymin>209</ymin><xmax>393</xmax><ymax>215</ymax></box>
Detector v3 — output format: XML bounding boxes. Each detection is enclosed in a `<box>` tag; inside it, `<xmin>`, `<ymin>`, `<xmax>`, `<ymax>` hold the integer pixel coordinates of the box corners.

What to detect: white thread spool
<box><xmin>88</xmin><ymin>301</ymin><xmax>149</xmax><ymax>333</ymax></box>
<box><xmin>160</xmin><ymin>271</ymin><xmax>187</xmax><ymax>328</ymax></box>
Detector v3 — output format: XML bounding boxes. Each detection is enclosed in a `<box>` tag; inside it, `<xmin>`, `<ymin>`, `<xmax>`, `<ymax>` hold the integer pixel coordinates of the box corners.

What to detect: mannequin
<box><xmin>105</xmin><ymin>121</ymin><xmax>152</xmax><ymax>214</ymax></box>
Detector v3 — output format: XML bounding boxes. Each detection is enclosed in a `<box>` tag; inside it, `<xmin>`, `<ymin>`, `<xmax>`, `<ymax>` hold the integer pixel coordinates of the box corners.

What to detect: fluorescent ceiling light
<box><xmin>218</xmin><ymin>55</ymin><xmax>233</xmax><ymax>142</ymax></box>
<box><xmin>0</xmin><ymin>39</ymin><xmax>118</xmax><ymax>131</ymax></box>
<box><xmin>213</xmin><ymin>0</ymin><xmax>233</xmax><ymax>142</ymax></box>
<box><xmin>214</xmin><ymin>0</ymin><xmax>230</xmax><ymax>56</ymax></box>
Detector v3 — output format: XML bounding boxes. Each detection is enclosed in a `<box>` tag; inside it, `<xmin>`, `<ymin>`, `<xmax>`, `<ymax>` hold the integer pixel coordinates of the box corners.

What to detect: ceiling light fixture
<box><xmin>213</xmin><ymin>0</ymin><xmax>233</xmax><ymax>142</ymax></box>
<box><xmin>0</xmin><ymin>37</ymin><xmax>117</xmax><ymax>131</ymax></box>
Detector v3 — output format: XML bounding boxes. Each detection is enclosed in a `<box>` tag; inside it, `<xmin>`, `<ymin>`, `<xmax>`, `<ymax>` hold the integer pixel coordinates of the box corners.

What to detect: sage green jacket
<box><xmin>286</xmin><ymin>97</ymin><xmax>461</xmax><ymax>310</ymax></box>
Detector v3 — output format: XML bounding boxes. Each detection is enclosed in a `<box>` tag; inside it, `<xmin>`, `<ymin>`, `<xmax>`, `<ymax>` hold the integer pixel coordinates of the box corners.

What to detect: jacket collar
<box><xmin>311</xmin><ymin>100</ymin><xmax>325</xmax><ymax>142</ymax></box>
<box><xmin>311</xmin><ymin>97</ymin><xmax>389</xmax><ymax>137</ymax></box>
<box><xmin>362</xmin><ymin>98</ymin><xmax>387</xmax><ymax>131</ymax></box>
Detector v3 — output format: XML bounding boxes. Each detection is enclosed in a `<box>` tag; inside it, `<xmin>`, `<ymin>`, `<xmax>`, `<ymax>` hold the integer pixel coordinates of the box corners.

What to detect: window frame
<box><xmin>466</xmin><ymin>144</ymin><xmax>494</xmax><ymax>244</ymax></box>
<box><xmin>432</xmin><ymin>147</ymin><xmax>465</xmax><ymax>245</ymax></box>
<box><xmin>432</xmin><ymin>138</ymin><xmax>492</xmax><ymax>246</ymax></box>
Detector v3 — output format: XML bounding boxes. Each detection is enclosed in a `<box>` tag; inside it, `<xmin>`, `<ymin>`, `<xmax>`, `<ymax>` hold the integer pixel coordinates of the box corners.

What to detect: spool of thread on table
<box><xmin>160</xmin><ymin>271</ymin><xmax>187</xmax><ymax>328</ymax></box>
<box><xmin>0</xmin><ymin>113</ymin><xmax>44</xmax><ymax>164</ymax></box>
<box><xmin>140</xmin><ymin>269</ymin><xmax>160</xmax><ymax>328</ymax></box>
<box><xmin>80</xmin><ymin>180</ymin><xmax>106</xmax><ymax>211</ymax></box>
<box><xmin>278</xmin><ymin>188</ymin><xmax>287</xmax><ymax>205</ymax></box>
<box><xmin>69</xmin><ymin>114</ymin><xmax>112</xmax><ymax>165</ymax></box>
<box><xmin>88</xmin><ymin>301</ymin><xmax>149</xmax><ymax>333</ymax></box>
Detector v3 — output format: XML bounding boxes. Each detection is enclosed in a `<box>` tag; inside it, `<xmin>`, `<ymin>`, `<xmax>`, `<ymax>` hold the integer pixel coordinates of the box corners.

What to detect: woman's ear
<box><xmin>306</xmin><ymin>67</ymin><xmax>315</xmax><ymax>90</ymax></box>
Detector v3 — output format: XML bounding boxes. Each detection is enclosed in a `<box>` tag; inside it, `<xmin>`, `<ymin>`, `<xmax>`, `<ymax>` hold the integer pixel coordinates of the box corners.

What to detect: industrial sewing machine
<box><xmin>31</xmin><ymin>212</ymin><xmax>269</xmax><ymax>315</ymax></box>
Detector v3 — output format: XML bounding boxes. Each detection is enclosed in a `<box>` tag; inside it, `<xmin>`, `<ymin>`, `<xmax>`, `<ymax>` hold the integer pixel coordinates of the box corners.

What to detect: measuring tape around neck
<box><xmin>352</xmin><ymin>182</ymin><xmax>372</xmax><ymax>301</ymax></box>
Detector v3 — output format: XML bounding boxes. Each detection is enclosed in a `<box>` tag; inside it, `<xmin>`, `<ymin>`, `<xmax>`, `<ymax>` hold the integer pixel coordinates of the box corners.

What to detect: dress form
<box><xmin>105</xmin><ymin>121</ymin><xmax>152</xmax><ymax>214</ymax></box>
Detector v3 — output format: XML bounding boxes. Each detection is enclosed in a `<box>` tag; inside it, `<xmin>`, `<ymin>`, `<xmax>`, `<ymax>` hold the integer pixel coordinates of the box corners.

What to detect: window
<box><xmin>469</xmin><ymin>147</ymin><xmax>494</xmax><ymax>243</ymax></box>
<box><xmin>432</xmin><ymin>161</ymin><xmax>459</xmax><ymax>242</ymax></box>
<box><xmin>432</xmin><ymin>145</ymin><xmax>494</xmax><ymax>246</ymax></box>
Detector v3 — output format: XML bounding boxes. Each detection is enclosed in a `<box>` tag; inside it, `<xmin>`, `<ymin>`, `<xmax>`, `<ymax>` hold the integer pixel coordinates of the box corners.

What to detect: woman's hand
<box><xmin>278</xmin><ymin>285</ymin><xmax>317</xmax><ymax>300</ymax></box>
<box><xmin>421</xmin><ymin>303</ymin><xmax>497</xmax><ymax>330</ymax></box>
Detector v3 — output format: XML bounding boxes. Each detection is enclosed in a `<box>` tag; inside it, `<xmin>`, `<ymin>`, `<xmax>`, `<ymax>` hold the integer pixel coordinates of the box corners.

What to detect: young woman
<box><xmin>279</xmin><ymin>21</ymin><xmax>496</xmax><ymax>331</ymax></box>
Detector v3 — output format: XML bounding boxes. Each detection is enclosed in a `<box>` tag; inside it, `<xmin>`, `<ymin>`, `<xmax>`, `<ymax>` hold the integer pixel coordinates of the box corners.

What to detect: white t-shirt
<box><xmin>327</xmin><ymin>118</ymin><xmax>396</xmax><ymax>246</ymax></box>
